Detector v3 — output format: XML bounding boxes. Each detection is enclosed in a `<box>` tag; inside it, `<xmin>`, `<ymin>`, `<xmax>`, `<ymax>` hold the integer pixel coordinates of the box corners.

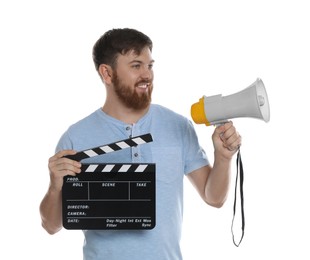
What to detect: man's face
<box><xmin>111</xmin><ymin>47</ymin><xmax>154</xmax><ymax>110</ymax></box>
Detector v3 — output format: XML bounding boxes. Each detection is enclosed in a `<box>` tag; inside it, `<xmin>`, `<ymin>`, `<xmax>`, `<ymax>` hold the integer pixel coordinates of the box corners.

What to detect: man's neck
<box><xmin>102</xmin><ymin>102</ymin><xmax>150</xmax><ymax>124</ymax></box>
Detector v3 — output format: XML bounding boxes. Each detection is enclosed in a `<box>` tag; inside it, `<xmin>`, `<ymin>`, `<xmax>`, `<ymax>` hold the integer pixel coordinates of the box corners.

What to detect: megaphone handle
<box><xmin>231</xmin><ymin>149</ymin><xmax>245</xmax><ymax>247</ymax></box>
<box><xmin>215</xmin><ymin>120</ymin><xmax>229</xmax><ymax>127</ymax></box>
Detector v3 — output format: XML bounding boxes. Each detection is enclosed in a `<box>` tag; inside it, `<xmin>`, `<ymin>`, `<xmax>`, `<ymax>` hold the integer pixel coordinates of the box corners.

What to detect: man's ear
<box><xmin>99</xmin><ymin>64</ymin><xmax>112</xmax><ymax>83</ymax></box>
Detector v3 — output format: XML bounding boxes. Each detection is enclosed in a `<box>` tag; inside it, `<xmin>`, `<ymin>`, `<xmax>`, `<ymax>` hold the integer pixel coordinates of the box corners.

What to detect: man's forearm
<box><xmin>205</xmin><ymin>154</ymin><xmax>232</xmax><ymax>207</ymax></box>
<box><xmin>40</xmin><ymin>187</ymin><xmax>63</xmax><ymax>234</ymax></box>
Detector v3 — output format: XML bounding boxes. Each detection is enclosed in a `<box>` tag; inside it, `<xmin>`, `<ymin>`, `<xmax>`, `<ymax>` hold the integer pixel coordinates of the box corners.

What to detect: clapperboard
<box><xmin>62</xmin><ymin>134</ymin><xmax>155</xmax><ymax>230</ymax></box>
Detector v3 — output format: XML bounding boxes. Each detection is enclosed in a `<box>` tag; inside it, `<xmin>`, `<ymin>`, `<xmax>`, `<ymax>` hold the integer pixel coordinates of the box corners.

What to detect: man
<box><xmin>40</xmin><ymin>28</ymin><xmax>241</xmax><ymax>260</ymax></box>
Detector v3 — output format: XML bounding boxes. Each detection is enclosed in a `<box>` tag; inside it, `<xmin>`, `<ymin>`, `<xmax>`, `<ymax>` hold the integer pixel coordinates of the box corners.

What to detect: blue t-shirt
<box><xmin>56</xmin><ymin>104</ymin><xmax>209</xmax><ymax>260</ymax></box>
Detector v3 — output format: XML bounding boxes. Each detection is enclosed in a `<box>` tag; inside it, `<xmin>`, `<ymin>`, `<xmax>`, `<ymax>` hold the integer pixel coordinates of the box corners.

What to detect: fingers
<box><xmin>48</xmin><ymin>150</ymin><xmax>82</xmax><ymax>178</ymax></box>
<box><xmin>49</xmin><ymin>150</ymin><xmax>77</xmax><ymax>163</ymax></box>
<box><xmin>217</xmin><ymin>122</ymin><xmax>242</xmax><ymax>152</ymax></box>
<box><xmin>47</xmin><ymin>150</ymin><xmax>81</xmax><ymax>192</ymax></box>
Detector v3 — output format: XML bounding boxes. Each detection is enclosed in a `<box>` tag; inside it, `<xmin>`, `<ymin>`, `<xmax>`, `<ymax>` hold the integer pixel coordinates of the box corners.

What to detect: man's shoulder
<box><xmin>56</xmin><ymin>108</ymin><xmax>107</xmax><ymax>151</ymax></box>
<box><xmin>68</xmin><ymin>108</ymin><xmax>101</xmax><ymax>130</ymax></box>
<box><xmin>151</xmin><ymin>104</ymin><xmax>187</xmax><ymax>122</ymax></box>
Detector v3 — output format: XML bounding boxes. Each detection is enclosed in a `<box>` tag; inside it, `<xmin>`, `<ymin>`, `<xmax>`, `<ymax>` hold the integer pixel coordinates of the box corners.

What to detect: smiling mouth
<box><xmin>136</xmin><ymin>83</ymin><xmax>150</xmax><ymax>89</ymax></box>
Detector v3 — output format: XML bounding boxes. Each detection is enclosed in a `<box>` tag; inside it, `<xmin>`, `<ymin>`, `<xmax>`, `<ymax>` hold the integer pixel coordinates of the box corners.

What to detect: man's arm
<box><xmin>40</xmin><ymin>150</ymin><xmax>81</xmax><ymax>234</ymax></box>
<box><xmin>40</xmin><ymin>186</ymin><xmax>63</xmax><ymax>234</ymax></box>
<box><xmin>187</xmin><ymin>122</ymin><xmax>241</xmax><ymax>207</ymax></box>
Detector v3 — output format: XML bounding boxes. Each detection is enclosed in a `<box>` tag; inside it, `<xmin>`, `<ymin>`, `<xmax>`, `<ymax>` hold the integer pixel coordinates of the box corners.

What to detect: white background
<box><xmin>1</xmin><ymin>0</ymin><xmax>309</xmax><ymax>259</ymax></box>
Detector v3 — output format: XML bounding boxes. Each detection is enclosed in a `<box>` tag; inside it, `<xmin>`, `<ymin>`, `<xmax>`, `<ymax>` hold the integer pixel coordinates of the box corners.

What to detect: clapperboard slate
<box><xmin>62</xmin><ymin>134</ymin><xmax>155</xmax><ymax>230</ymax></box>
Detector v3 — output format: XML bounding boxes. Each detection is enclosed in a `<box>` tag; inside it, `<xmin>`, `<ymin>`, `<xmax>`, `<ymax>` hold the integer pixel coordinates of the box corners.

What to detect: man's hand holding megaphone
<box><xmin>213</xmin><ymin>121</ymin><xmax>242</xmax><ymax>159</ymax></box>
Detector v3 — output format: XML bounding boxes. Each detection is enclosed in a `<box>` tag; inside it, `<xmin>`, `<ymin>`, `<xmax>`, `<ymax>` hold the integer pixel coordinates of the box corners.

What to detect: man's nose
<box><xmin>141</xmin><ymin>66</ymin><xmax>152</xmax><ymax>79</ymax></box>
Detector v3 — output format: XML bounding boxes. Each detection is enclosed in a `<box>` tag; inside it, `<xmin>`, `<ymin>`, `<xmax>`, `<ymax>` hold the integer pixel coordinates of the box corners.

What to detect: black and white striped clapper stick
<box><xmin>65</xmin><ymin>133</ymin><xmax>153</xmax><ymax>162</ymax></box>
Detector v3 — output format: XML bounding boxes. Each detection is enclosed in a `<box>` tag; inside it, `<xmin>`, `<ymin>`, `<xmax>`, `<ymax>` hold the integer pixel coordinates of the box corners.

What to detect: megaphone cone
<box><xmin>191</xmin><ymin>78</ymin><xmax>270</xmax><ymax>126</ymax></box>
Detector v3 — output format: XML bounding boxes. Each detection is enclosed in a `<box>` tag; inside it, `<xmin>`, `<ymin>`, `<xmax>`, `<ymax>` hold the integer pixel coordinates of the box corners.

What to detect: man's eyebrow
<box><xmin>129</xmin><ymin>59</ymin><xmax>155</xmax><ymax>64</ymax></box>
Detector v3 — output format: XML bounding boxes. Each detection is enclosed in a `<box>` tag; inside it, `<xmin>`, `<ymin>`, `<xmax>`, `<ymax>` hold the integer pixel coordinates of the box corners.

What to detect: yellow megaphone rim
<box><xmin>191</xmin><ymin>97</ymin><xmax>211</xmax><ymax>126</ymax></box>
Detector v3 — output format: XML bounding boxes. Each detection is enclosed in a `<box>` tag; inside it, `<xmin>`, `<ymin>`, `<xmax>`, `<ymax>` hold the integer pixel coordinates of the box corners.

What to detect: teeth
<box><xmin>137</xmin><ymin>84</ymin><xmax>148</xmax><ymax>89</ymax></box>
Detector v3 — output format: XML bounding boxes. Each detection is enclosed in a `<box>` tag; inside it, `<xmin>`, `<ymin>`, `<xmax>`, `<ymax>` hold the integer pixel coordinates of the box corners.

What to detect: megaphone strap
<box><xmin>231</xmin><ymin>149</ymin><xmax>245</xmax><ymax>247</ymax></box>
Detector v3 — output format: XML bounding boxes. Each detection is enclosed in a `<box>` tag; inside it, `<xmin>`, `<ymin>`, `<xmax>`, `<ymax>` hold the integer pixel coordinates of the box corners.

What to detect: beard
<box><xmin>112</xmin><ymin>72</ymin><xmax>153</xmax><ymax>110</ymax></box>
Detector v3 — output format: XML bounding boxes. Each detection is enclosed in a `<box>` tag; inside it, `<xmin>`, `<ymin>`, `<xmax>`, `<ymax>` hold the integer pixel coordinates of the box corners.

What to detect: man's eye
<box><xmin>132</xmin><ymin>64</ymin><xmax>140</xmax><ymax>69</ymax></box>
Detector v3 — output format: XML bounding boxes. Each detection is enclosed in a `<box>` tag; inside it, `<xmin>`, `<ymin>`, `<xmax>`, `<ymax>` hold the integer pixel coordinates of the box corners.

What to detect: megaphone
<box><xmin>191</xmin><ymin>78</ymin><xmax>270</xmax><ymax>126</ymax></box>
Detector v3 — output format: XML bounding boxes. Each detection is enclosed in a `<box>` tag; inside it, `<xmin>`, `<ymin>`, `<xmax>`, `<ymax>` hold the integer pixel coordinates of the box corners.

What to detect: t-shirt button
<box><xmin>134</xmin><ymin>153</ymin><xmax>139</xmax><ymax>157</ymax></box>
